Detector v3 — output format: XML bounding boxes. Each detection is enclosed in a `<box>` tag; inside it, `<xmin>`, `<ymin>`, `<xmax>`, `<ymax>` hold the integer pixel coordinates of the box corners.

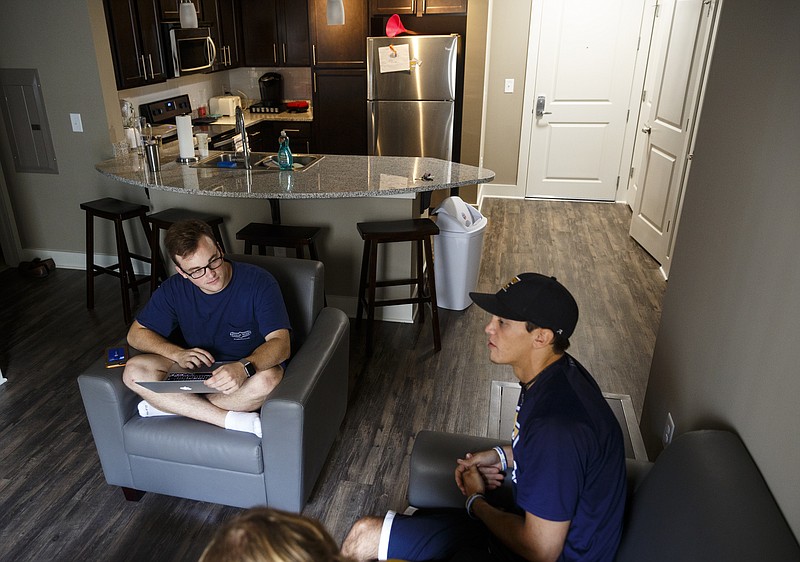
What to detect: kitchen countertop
<box><xmin>96</xmin><ymin>142</ymin><xmax>495</xmax><ymax>199</ymax></box>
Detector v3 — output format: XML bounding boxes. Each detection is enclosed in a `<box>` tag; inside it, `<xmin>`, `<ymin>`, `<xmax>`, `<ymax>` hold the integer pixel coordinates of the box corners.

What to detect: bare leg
<box><xmin>122</xmin><ymin>354</ymin><xmax>228</xmax><ymax>427</ymax></box>
<box><xmin>208</xmin><ymin>366</ymin><xmax>283</xmax><ymax>412</ymax></box>
<box><xmin>341</xmin><ymin>516</ymin><xmax>383</xmax><ymax>561</ymax></box>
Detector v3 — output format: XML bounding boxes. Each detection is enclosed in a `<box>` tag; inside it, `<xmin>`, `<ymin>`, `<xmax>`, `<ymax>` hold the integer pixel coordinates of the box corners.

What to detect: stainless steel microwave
<box><xmin>167</xmin><ymin>26</ymin><xmax>216</xmax><ymax>77</ymax></box>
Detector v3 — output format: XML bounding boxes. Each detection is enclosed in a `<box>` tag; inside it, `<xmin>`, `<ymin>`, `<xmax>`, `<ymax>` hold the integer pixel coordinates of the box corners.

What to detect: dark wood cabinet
<box><xmin>249</xmin><ymin>120</ymin><xmax>313</xmax><ymax>154</ymax></box>
<box><xmin>312</xmin><ymin>69</ymin><xmax>367</xmax><ymax>155</ymax></box>
<box><xmin>240</xmin><ymin>0</ymin><xmax>310</xmax><ymax>67</ymax></box>
<box><xmin>370</xmin><ymin>0</ymin><xmax>467</xmax><ymax>16</ymax></box>
<box><xmin>104</xmin><ymin>0</ymin><xmax>167</xmax><ymax>90</ymax></box>
<box><xmin>159</xmin><ymin>0</ymin><xmax>204</xmax><ymax>21</ymax></box>
<box><xmin>309</xmin><ymin>0</ymin><xmax>368</xmax><ymax>67</ymax></box>
<box><xmin>204</xmin><ymin>0</ymin><xmax>241</xmax><ymax>70</ymax></box>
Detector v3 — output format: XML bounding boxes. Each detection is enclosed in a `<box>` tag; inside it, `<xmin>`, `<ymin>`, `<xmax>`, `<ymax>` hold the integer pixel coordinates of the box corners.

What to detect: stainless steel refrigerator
<box><xmin>367</xmin><ymin>35</ymin><xmax>459</xmax><ymax>160</ymax></box>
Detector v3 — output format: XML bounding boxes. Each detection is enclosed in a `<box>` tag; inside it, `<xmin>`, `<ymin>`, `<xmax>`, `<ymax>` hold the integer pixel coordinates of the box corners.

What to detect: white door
<box><xmin>525</xmin><ymin>0</ymin><xmax>643</xmax><ymax>200</ymax></box>
<box><xmin>628</xmin><ymin>0</ymin><xmax>718</xmax><ymax>269</ymax></box>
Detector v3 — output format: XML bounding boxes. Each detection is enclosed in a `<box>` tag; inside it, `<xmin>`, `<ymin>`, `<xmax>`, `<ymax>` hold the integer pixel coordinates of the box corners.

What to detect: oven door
<box><xmin>169</xmin><ymin>27</ymin><xmax>216</xmax><ymax>77</ymax></box>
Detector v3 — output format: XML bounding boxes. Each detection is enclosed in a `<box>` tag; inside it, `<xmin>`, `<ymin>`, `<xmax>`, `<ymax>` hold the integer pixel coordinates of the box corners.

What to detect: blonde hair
<box><xmin>198</xmin><ymin>508</ymin><xmax>351</xmax><ymax>562</ymax></box>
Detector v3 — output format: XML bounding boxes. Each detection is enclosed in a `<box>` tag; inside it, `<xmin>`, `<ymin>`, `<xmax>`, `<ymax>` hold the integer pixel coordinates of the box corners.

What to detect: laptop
<box><xmin>137</xmin><ymin>362</ymin><xmax>228</xmax><ymax>393</ymax></box>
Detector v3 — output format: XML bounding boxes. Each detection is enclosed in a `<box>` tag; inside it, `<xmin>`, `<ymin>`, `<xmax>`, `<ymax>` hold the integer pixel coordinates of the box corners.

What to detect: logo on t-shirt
<box><xmin>230</xmin><ymin>330</ymin><xmax>252</xmax><ymax>341</ymax></box>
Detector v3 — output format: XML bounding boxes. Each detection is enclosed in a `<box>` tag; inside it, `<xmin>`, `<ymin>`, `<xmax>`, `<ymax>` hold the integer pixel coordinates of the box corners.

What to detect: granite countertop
<box><xmin>96</xmin><ymin>143</ymin><xmax>495</xmax><ymax>200</ymax></box>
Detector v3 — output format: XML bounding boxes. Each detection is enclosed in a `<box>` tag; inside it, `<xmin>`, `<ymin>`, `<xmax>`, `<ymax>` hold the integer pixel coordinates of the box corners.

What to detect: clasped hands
<box><xmin>174</xmin><ymin>347</ymin><xmax>247</xmax><ymax>394</ymax></box>
<box><xmin>455</xmin><ymin>449</ymin><xmax>506</xmax><ymax>497</ymax></box>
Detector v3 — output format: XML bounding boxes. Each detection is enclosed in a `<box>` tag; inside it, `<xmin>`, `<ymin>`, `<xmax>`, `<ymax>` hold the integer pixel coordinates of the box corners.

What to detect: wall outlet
<box><xmin>504</xmin><ymin>78</ymin><xmax>515</xmax><ymax>93</ymax></box>
<box><xmin>662</xmin><ymin>412</ymin><xmax>675</xmax><ymax>446</ymax></box>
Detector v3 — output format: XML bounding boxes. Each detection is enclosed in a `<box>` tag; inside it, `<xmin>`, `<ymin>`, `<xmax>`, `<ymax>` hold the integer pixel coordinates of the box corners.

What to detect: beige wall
<box><xmin>640</xmin><ymin>0</ymin><xmax>800</xmax><ymax>539</ymax></box>
<box><xmin>0</xmin><ymin>0</ymin><xmax>127</xmax><ymax>255</ymax></box>
<box><xmin>480</xmin><ymin>0</ymin><xmax>531</xmax><ymax>190</ymax></box>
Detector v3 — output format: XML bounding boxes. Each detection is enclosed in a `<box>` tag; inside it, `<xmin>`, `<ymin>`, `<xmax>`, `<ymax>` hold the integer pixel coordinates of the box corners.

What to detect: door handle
<box><xmin>641</xmin><ymin>125</ymin><xmax>652</xmax><ymax>134</ymax></box>
<box><xmin>536</xmin><ymin>95</ymin><xmax>552</xmax><ymax>117</ymax></box>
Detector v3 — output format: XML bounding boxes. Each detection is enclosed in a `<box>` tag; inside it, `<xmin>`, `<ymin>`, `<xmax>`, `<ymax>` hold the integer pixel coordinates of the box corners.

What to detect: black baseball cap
<box><xmin>469</xmin><ymin>273</ymin><xmax>579</xmax><ymax>338</ymax></box>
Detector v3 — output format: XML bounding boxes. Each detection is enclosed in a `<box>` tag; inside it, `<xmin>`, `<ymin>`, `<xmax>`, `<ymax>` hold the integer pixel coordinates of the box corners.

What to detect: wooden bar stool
<box><xmin>235</xmin><ymin>223</ymin><xmax>321</xmax><ymax>259</ymax></box>
<box><xmin>80</xmin><ymin>197</ymin><xmax>153</xmax><ymax>325</ymax></box>
<box><xmin>147</xmin><ymin>208</ymin><xmax>226</xmax><ymax>292</ymax></box>
<box><xmin>356</xmin><ymin>218</ymin><xmax>441</xmax><ymax>354</ymax></box>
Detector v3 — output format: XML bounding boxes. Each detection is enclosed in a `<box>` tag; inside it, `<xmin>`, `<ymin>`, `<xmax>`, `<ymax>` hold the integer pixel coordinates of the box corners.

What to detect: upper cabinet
<box><xmin>370</xmin><ymin>0</ymin><xmax>467</xmax><ymax>16</ymax></box>
<box><xmin>204</xmin><ymin>0</ymin><xmax>242</xmax><ymax>70</ymax></box>
<box><xmin>159</xmin><ymin>0</ymin><xmax>204</xmax><ymax>21</ymax></box>
<box><xmin>309</xmin><ymin>0</ymin><xmax>369</xmax><ymax>67</ymax></box>
<box><xmin>241</xmin><ymin>0</ymin><xmax>310</xmax><ymax>67</ymax></box>
<box><xmin>104</xmin><ymin>0</ymin><xmax>167</xmax><ymax>90</ymax></box>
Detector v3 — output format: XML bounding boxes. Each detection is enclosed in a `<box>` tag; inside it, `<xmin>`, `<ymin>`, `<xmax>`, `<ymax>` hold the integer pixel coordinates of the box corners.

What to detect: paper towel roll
<box><xmin>176</xmin><ymin>115</ymin><xmax>195</xmax><ymax>159</ymax></box>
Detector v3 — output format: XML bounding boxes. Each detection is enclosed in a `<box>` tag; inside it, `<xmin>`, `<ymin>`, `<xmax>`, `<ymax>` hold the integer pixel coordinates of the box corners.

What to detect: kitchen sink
<box><xmin>258</xmin><ymin>154</ymin><xmax>323</xmax><ymax>171</ymax></box>
<box><xmin>192</xmin><ymin>152</ymin><xmax>323</xmax><ymax>171</ymax></box>
<box><xmin>192</xmin><ymin>151</ymin><xmax>272</xmax><ymax>169</ymax></box>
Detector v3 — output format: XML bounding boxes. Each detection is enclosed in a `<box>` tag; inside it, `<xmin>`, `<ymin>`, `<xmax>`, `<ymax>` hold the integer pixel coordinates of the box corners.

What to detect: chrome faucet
<box><xmin>235</xmin><ymin>105</ymin><xmax>251</xmax><ymax>169</ymax></box>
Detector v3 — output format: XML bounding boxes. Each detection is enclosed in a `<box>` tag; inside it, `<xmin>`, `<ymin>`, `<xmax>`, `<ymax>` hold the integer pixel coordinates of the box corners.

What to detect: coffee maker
<box><xmin>251</xmin><ymin>72</ymin><xmax>283</xmax><ymax>114</ymax></box>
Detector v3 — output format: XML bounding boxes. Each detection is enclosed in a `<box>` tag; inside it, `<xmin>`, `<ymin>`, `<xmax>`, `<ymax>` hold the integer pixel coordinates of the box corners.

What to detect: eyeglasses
<box><xmin>179</xmin><ymin>249</ymin><xmax>224</xmax><ymax>279</ymax></box>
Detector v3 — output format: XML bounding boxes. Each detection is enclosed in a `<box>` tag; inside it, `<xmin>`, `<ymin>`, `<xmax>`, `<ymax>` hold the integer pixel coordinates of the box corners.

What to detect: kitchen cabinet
<box><xmin>312</xmin><ymin>69</ymin><xmax>367</xmax><ymax>155</ymax></box>
<box><xmin>248</xmin><ymin>121</ymin><xmax>313</xmax><ymax>154</ymax></box>
<box><xmin>159</xmin><ymin>0</ymin><xmax>204</xmax><ymax>21</ymax></box>
<box><xmin>309</xmin><ymin>0</ymin><xmax>368</xmax><ymax>67</ymax></box>
<box><xmin>240</xmin><ymin>0</ymin><xmax>310</xmax><ymax>67</ymax></box>
<box><xmin>204</xmin><ymin>0</ymin><xmax>242</xmax><ymax>70</ymax></box>
<box><xmin>370</xmin><ymin>0</ymin><xmax>467</xmax><ymax>16</ymax></box>
<box><xmin>103</xmin><ymin>0</ymin><xmax>167</xmax><ymax>90</ymax></box>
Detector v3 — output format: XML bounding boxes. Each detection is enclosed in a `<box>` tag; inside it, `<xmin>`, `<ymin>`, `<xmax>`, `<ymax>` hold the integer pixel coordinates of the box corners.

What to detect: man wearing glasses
<box><xmin>121</xmin><ymin>219</ymin><xmax>291</xmax><ymax>437</ymax></box>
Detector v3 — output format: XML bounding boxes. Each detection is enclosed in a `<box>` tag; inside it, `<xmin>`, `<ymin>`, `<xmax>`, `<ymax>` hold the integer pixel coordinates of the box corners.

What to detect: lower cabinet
<box><xmin>312</xmin><ymin>69</ymin><xmax>367</xmax><ymax>155</ymax></box>
<box><xmin>248</xmin><ymin>120</ymin><xmax>313</xmax><ymax>154</ymax></box>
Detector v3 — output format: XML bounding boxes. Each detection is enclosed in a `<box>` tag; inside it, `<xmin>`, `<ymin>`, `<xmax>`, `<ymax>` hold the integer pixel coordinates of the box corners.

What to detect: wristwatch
<box><xmin>239</xmin><ymin>360</ymin><xmax>256</xmax><ymax>378</ymax></box>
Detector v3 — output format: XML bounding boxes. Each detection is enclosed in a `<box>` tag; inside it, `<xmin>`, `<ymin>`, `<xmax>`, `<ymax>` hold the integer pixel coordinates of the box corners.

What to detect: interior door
<box><xmin>628</xmin><ymin>0</ymin><xmax>718</xmax><ymax>269</ymax></box>
<box><xmin>525</xmin><ymin>0</ymin><xmax>642</xmax><ymax>200</ymax></box>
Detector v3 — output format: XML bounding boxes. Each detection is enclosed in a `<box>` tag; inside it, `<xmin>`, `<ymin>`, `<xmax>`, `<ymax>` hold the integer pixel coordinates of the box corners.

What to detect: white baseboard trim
<box><xmin>327</xmin><ymin>295</ymin><xmax>414</xmax><ymax>323</ymax></box>
<box><xmin>23</xmin><ymin>249</ymin><xmax>153</xmax><ymax>275</ymax></box>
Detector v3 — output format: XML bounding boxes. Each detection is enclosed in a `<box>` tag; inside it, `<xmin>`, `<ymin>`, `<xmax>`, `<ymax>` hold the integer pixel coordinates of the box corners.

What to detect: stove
<box><xmin>140</xmin><ymin>94</ymin><xmax>192</xmax><ymax>126</ymax></box>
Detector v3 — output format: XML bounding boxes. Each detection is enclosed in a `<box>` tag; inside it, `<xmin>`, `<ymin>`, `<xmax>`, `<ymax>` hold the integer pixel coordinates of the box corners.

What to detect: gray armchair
<box><xmin>78</xmin><ymin>255</ymin><xmax>349</xmax><ymax>511</ymax></box>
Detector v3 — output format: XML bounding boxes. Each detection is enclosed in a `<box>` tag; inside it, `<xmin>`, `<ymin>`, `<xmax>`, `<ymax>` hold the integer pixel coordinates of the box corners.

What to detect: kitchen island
<box><xmin>96</xmin><ymin>144</ymin><xmax>494</xmax><ymax>321</ymax></box>
<box><xmin>96</xmin><ymin>144</ymin><xmax>493</xmax><ymax>200</ymax></box>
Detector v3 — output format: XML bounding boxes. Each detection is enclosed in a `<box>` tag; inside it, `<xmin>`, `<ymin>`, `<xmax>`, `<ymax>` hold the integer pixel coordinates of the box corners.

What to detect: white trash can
<box><xmin>432</xmin><ymin>196</ymin><xmax>488</xmax><ymax>310</ymax></box>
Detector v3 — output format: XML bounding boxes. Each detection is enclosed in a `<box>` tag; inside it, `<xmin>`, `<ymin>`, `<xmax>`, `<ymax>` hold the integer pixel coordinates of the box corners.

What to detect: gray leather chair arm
<box><xmin>408</xmin><ymin>431</ymin><xmax>513</xmax><ymax>509</ymax></box>
<box><xmin>77</xmin><ymin>358</ymin><xmax>139</xmax><ymax>488</ymax></box>
<box><xmin>261</xmin><ymin>307</ymin><xmax>350</xmax><ymax>511</ymax></box>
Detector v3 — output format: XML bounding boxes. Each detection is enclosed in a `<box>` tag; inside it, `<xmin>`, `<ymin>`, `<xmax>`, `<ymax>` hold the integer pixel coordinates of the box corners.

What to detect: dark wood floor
<box><xmin>0</xmin><ymin>199</ymin><xmax>664</xmax><ymax>561</ymax></box>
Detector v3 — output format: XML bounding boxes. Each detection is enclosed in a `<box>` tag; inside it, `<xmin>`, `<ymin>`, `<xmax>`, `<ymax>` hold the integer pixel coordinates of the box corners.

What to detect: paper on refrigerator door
<box><xmin>378</xmin><ymin>44</ymin><xmax>410</xmax><ymax>73</ymax></box>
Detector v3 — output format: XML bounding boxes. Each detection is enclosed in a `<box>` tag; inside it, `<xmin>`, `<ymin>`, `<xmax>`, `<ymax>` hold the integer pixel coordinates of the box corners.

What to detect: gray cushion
<box><xmin>124</xmin><ymin>415</ymin><xmax>263</xmax><ymax>474</ymax></box>
<box><xmin>615</xmin><ymin>430</ymin><xmax>800</xmax><ymax>562</ymax></box>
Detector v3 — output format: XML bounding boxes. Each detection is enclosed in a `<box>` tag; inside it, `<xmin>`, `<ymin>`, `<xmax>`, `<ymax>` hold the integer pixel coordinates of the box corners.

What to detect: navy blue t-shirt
<box><xmin>136</xmin><ymin>260</ymin><xmax>291</xmax><ymax>361</ymax></box>
<box><xmin>511</xmin><ymin>354</ymin><xmax>626</xmax><ymax>562</ymax></box>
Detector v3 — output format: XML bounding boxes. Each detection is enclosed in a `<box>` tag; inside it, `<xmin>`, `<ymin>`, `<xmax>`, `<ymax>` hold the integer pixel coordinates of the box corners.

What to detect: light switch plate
<box><xmin>504</xmin><ymin>79</ymin><xmax>514</xmax><ymax>93</ymax></box>
<box><xmin>70</xmin><ymin>113</ymin><xmax>83</xmax><ymax>133</ymax></box>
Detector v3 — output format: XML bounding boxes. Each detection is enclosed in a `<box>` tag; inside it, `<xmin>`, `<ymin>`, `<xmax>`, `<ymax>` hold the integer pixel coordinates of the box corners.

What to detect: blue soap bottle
<box><xmin>277</xmin><ymin>130</ymin><xmax>293</xmax><ymax>170</ymax></box>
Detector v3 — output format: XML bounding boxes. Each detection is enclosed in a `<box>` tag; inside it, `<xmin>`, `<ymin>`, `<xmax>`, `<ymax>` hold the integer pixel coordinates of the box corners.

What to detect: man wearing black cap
<box><xmin>342</xmin><ymin>274</ymin><xmax>627</xmax><ymax>562</ymax></box>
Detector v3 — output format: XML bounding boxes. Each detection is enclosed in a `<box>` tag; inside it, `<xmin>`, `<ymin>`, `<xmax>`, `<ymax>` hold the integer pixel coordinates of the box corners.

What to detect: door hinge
<box><xmin>641</xmin><ymin>89</ymin><xmax>647</xmax><ymax>103</ymax></box>
<box><xmin>626</xmin><ymin>109</ymin><xmax>630</xmax><ymax>123</ymax></box>
<box><xmin>655</xmin><ymin>1</ymin><xmax>660</xmax><ymax>17</ymax></box>
<box><xmin>630</xmin><ymin>166</ymin><xmax>635</xmax><ymax>178</ymax></box>
<box><xmin>637</xmin><ymin>36</ymin><xmax>641</xmax><ymax>51</ymax></box>
<box><xmin>616</xmin><ymin>175</ymin><xmax>620</xmax><ymax>188</ymax></box>
<box><xmin>666</xmin><ymin>219</ymin><xmax>671</xmax><ymax>233</ymax></box>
